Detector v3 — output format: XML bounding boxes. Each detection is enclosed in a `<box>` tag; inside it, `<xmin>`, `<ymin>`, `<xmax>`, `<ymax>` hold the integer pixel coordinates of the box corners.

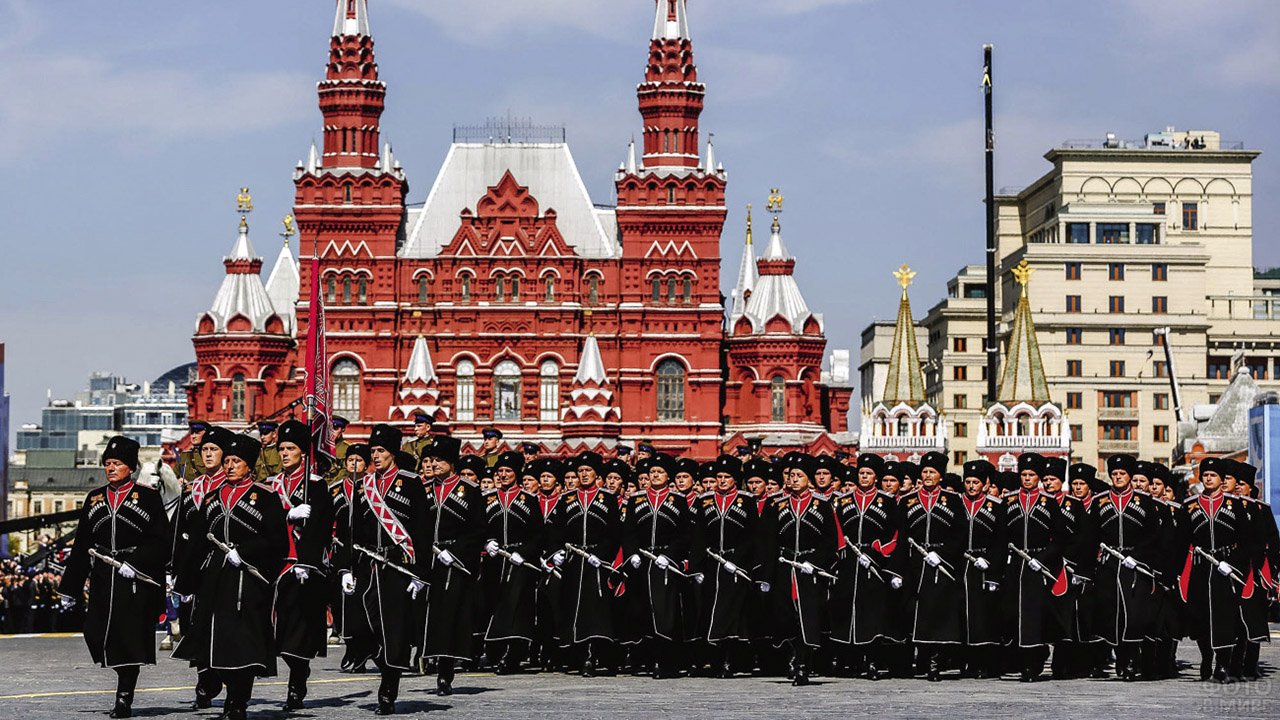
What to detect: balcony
<box><xmin>1097</xmin><ymin>406</ymin><xmax>1140</xmax><ymax>421</ymax></box>
<box><xmin>978</xmin><ymin>435</ymin><xmax>1070</xmax><ymax>450</ymax></box>
<box><xmin>1098</xmin><ymin>438</ymin><xmax>1140</xmax><ymax>454</ymax></box>
<box><xmin>860</xmin><ymin>435</ymin><xmax>945</xmax><ymax>451</ymax></box>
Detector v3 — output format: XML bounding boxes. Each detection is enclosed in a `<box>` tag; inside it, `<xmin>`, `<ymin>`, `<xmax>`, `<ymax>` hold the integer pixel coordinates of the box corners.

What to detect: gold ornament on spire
<box><xmin>281</xmin><ymin>214</ymin><xmax>296</xmax><ymax>246</ymax></box>
<box><xmin>236</xmin><ymin>187</ymin><xmax>254</xmax><ymax>214</ymax></box>
<box><xmin>894</xmin><ymin>263</ymin><xmax>917</xmax><ymax>291</ymax></box>
<box><xmin>1012</xmin><ymin>259</ymin><xmax>1035</xmax><ymax>296</ymax></box>
<box><xmin>767</xmin><ymin>187</ymin><xmax>784</xmax><ymax>232</ymax></box>
<box><xmin>745</xmin><ymin>203</ymin><xmax>754</xmax><ymax>246</ymax></box>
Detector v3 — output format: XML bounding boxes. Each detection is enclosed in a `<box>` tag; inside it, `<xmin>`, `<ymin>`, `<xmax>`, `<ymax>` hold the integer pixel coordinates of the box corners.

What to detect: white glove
<box><xmin>1122</xmin><ymin>556</ymin><xmax>1138</xmax><ymax>570</ymax></box>
<box><xmin>973</xmin><ymin>557</ymin><xmax>990</xmax><ymax>571</ymax></box>
<box><xmin>889</xmin><ymin>576</ymin><xmax>904</xmax><ymax>590</ymax></box>
<box><xmin>693</xmin><ymin>572</ymin><xmax>705</xmax><ymax>585</ymax></box>
<box><xmin>437</xmin><ymin>549</ymin><xmax>456</xmax><ymax>567</ymax></box>
<box><xmin>166</xmin><ymin>574</ymin><xmax>176</xmax><ymax>589</ymax></box>
<box><xmin>925</xmin><ymin>551</ymin><xmax>942</xmax><ymax>568</ymax></box>
<box><xmin>724</xmin><ymin>561</ymin><xmax>740</xmax><ymax>575</ymax></box>
<box><xmin>180</xmin><ymin>594</ymin><xmax>194</xmax><ymax>603</ymax></box>
<box><xmin>629</xmin><ymin>554</ymin><xmax>642</xmax><ymax>569</ymax></box>
<box><xmin>341</xmin><ymin>572</ymin><xmax>356</xmax><ymax>595</ymax></box>
<box><xmin>983</xmin><ymin>581</ymin><xmax>1000</xmax><ymax>593</ymax></box>
<box><xmin>798</xmin><ymin>561</ymin><xmax>816</xmax><ymax>575</ymax></box>
<box><xmin>757</xmin><ymin>581</ymin><xmax>771</xmax><ymax>593</ymax></box>
<box><xmin>509</xmin><ymin>552</ymin><xmax>524</xmax><ymax>566</ymax></box>
<box><xmin>485</xmin><ymin>539</ymin><xmax>501</xmax><ymax>555</ymax></box>
<box><xmin>287</xmin><ymin>504</ymin><xmax>311</xmax><ymax>522</ymax></box>
<box><xmin>225</xmin><ymin>549</ymin><xmax>243</xmax><ymax>568</ymax></box>
<box><xmin>857</xmin><ymin>553</ymin><xmax>872</xmax><ymax>569</ymax></box>
<box><xmin>117</xmin><ymin>562</ymin><xmax>137</xmax><ymax>580</ymax></box>
<box><xmin>293</xmin><ymin>566</ymin><xmax>310</xmax><ymax>583</ymax></box>
<box><xmin>551</xmin><ymin>550</ymin><xmax>567</xmax><ymax>567</ymax></box>
<box><xmin>655</xmin><ymin>555</ymin><xmax>672</xmax><ymax>570</ymax></box>
<box><xmin>586</xmin><ymin>554</ymin><xmax>603</xmax><ymax>568</ymax></box>
<box><xmin>1217</xmin><ymin>561</ymin><xmax>1235</xmax><ymax>577</ymax></box>
<box><xmin>1028</xmin><ymin>558</ymin><xmax>1043</xmax><ymax>573</ymax></box>
<box><xmin>407</xmin><ymin>579</ymin><xmax>426</xmax><ymax>599</ymax></box>
<box><xmin>60</xmin><ymin>595</ymin><xmax>75</xmax><ymax>610</ymax></box>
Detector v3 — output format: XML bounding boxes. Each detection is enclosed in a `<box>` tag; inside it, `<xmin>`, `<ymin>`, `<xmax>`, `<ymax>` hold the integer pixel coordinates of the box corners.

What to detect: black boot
<box><xmin>436</xmin><ymin>659</ymin><xmax>455</xmax><ymax>696</ymax></box>
<box><xmin>376</xmin><ymin>669</ymin><xmax>400</xmax><ymax>715</ymax></box>
<box><xmin>109</xmin><ymin>666</ymin><xmax>137</xmax><ymax>718</ymax></box>
<box><xmin>792</xmin><ymin>665</ymin><xmax>810</xmax><ymax>686</ymax></box>
<box><xmin>108</xmin><ymin>694</ymin><xmax>132</xmax><ymax>719</ymax></box>
<box><xmin>284</xmin><ymin>656</ymin><xmax>309</xmax><ymax>711</ymax></box>
<box><xmin>926</xmin><ymin>652</ymin><xmax>942</xmax><ymax>682</ymax></box>
<box><xmin>193</xmin><ymin>668</ymin><xmax>221</xmax><ymax>709</ymax></box>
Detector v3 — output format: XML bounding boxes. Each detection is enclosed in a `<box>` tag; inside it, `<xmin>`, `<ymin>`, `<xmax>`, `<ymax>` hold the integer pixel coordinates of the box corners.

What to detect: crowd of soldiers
<box><xmin>53</xmin><ymin>413</ymin><xmax>1279</xmax><ymax>719</ymax></box>
<box><xmin>0</xmin><ymin>557</ymin><xmax>78</xmax><ymax>634</ymax></box>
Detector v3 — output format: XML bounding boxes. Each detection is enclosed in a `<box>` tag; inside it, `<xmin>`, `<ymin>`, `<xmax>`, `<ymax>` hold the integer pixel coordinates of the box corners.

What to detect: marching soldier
<box><xmin>622</xmin><ymin>452</ymin><xmax>695</xmax><ymax>678</ymax></box>
<box><xmin>420</xmin><ymin>436</ymin><xmax>485</xmax><ymax>696</ymax></box>
<box><xmin>530</xmin><ymin>458</ymin><xmax>565</xmax><ymax>669</ymax></box>
<box><xmin>1091</xmin><ymin>454</ymin><xmax>1160</xmax><ymax>681</ymax></box>
<box><xmin>691</xmin><ymin>454</ymin><xmax>767</xmax><ymax>677</ymax></box>
<box><xmin>761</xmin><ymin>452</ymin><xmax>838</xmax><ymax>686</ymax></box>
<box><xmin>402</xmin><ymin>412</ymin><xmax>436</xmax><ymax>460</ymax></box>
<box><xmin>1221</xmin><ymin>459</ymin><xmax>1274</xmax><ymax>680</ymax></box>
<box><xmin>254</xmin><ymin>420</ymin><xmax>284</xmax><ymax>479</ymax></box>
<box><xmin>58</xmin><ymin>436</ymin><xmax>171</xmax><ymax>719</ymax></box>
<box><xmin>176</xmin><ymin>420</ymin><xmax>210</xmax><ymax>483</ymax></box>
<box><xmin>270</xmin><ymin>419</ymin><xmax>336</xmax><ymax>710</ymax></box>
<box><xmin>547</xmin><ymin>451</ymin><xmax>623</xmax><ymax>677</ymax></box>
<box><xmin>337</xmin><ymin>424</ymin><xmax>430</xmax><ymax>715</ymax></box>
<box><xmin>332</xmin><ymin>443</ymin><xmax>375</xmax><ymax>672</ymax></box>
<box><xmin>1178</xmin><ymin>457</ymin><xmax>1254</xmax><ymax>682</ymax></box>
<box><xmin>479</xmin><ymin>427</ymin><xmax>504</xmax><ymax>467</ymax></box>
<box><xmin>1003</xmin><ymin>453</ymin><xmax>1067</xmax><ymax>682</ymax></box>
<box><xmin>481</xmin><ymin>451</ymin><xmax>545</xmax><ymax>674</ymax></box>
<box><xmin>169</xmin><ymin>425</ymin><xmax>233</xmax><ymax>708</ymax></box>
<box><xmin>957</xmin><ymin>459</ymin><xmax>1005</xmax><ymax>679</ymax></box>
<box><xmin>830</xmin><ymin>453</ymin><xmax>905</xmax><ymax>680</ymax></box>
<box><xmin>899</xmin><ymin>451</ymin><xmax>965</xmax><ymax>681</ymax></box>
<box><xmin>1043</xmin><ymin>457</ymin><xmax>1096</xmax><ymax>679</ymax></box>
<box><xmin>325</xmin><ymin>416</ymin><xmax>352</xmax><ymax>485</ymax></box>
<box><xmin>174</xmin><ymin>434</ymin><xmax>288</xmax><ymax>720</ymax></box>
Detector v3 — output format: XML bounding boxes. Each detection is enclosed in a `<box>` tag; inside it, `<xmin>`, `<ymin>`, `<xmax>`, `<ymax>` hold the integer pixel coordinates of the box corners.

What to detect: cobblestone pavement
<box><xmin>0</xmin><ymin>634</ymin><xmax>1276</xmax><ymax>719</ymax></box>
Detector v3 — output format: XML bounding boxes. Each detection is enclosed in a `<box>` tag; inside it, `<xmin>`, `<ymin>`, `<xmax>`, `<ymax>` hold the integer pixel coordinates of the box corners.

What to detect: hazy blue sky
<box><xmin>2</xmin><ymin>0</ymin><xmax>1277</xmax><ymax>440</ymax></box>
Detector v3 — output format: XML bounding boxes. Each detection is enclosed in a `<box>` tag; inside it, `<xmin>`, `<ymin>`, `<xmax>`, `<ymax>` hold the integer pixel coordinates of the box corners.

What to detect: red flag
<box><xmin>304</xmin><ymin>254</ymin><xmax>335</xmax><ymax>465</ymax></box>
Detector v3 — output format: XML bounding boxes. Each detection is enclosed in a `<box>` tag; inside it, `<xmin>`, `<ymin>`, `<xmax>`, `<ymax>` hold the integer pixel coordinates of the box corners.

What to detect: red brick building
<box><xmin>189</xmin><ymin>0</ymin><xmax>851</xmax><ymax>456</ymax></box>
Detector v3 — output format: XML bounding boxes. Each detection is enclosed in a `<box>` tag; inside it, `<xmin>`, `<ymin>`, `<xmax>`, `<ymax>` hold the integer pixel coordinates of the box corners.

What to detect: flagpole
<box><xmin>983</xmin><ymin>44</ymin><xmax>998</xmax><ymax>405</ymax></box>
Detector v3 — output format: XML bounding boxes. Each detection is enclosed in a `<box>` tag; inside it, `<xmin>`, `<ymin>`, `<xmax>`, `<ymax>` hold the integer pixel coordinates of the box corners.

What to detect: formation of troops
<box><xmin>54</xmin><ymin>413</ymin><xmax>1279</xmax><ymax>718</ymax></box>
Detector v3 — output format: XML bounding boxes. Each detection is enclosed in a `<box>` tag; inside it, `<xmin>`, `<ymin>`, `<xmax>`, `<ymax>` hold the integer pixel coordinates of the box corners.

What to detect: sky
<box><xmin>2</xmin><ymin>0</ymin><xmax>1278</xmax><ymax>442</ymax></box>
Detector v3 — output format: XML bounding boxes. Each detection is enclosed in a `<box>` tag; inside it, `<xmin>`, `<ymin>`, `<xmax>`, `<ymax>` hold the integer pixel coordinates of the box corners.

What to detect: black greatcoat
<box><xmin>1177</xmin><ymin>493</ymin><xmax>1253</xmax><ymax>649</ymax></box>
<box><xmin>422</xmin><ymin>475</ymin><xmax>485</xmax><ymax>660</ymax></box>
<box><xmin>1002</xmin><ymin>489</ymin><xmax>1066</xmax><ymax>648</ymax></box>
<box><xmin>761</xmin><ymin>493</ymin><xmax>838</xmax><ymax>649</ymax></box>
<box><xmin>830</xmin><ymin>488</ymin><xmax>905</xmax><ymax>646</ymax></box>
<box><xmin>174</xmin><ymin>482</ymin><xmax>289</xmax><ymax>675</ymax></box>
<box><xmin>1090</xmin><ymin>489</ymin><xmax>1159</xmax><ymax>645</ymax></box>
<box><xmin>691</xmin><ymin>490</ymin><xmax>761</xmax><ymax>643</ymax></box>
<box><xmin>548</xmin><ymin>488</ymin><xmax>622</xmax><ymax>646</ymax></box>
<box><xmin>482</xmin><ymin>487</ymin><xmax>545</xmax><ymax>643</ymax></box>
<box><xmin>330</xmin><ymin>478</ymin><xmax>371</xmax><ymax>653</ymax></box>
<box><xmin>623</xmin><ymin>488</ymin><xmax>694</xmax><ymax>642</ymax></box>
<box><xmin>59</xmin><ymin>482</ymin><xmax>170</xmax><ymax>668</ymax></box>
<box><xmin>1237</xmin><ymin>496</ymin><xmax>1274</xmax><ymax>642</ymax></box>
<box><xmin>960</xmin><ymin>493</ymin><xmax>1007</xmax><ymax>646</ymax></box>
<box><xmin>1050</xmin><ymin>493</ymin><xmax>1095</xmax><ymax>643</ymax></box>
<box><xmin>900</xmin><ymin>488</ymin><xmax>966</xmax><ymax>645</ymax></box>
<box><xmin>270</xmin><ymin>469</ymin><xmax>335</xmax><ymax>661</ymax></box>
<box><xmin>336</xmin><ymin>468</ymin><xmax>430</xmax><ymax>671</ymax></box>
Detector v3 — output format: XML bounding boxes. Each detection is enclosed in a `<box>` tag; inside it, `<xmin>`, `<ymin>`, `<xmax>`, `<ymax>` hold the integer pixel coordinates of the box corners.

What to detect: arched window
<box><xmin>539</xmin><ymin>360</ymin><xmax>560</xmax><ymax>422</ymax></box>
<box><xmin>494</xmin><ymin>360</ymin><xmax>521</xmax><ymax>421</ymax></box>
<box><xmin>771</xmin><ymin>375</ymin><xmax>786</xmax><ymax>422</ymax></box>
<box><xmin>495</xmin><ymin>276</ymin><xmax>505</xmax><ymax>303</ymax></box>
<box><xmin>651</xmin><ymin>278</ymin><xmax>662</xmax><ymax>303</ymax></box>
<box><xmin>342</xmin><ymin>277</ymin><xmax>352</xmax><ymax>305</ymax></box>
<box><xmin>332</xmin><ymin>359</ymin><xmax>361</xmax><ymax>416</ymax></box>
<box><xmin>896</xmin><ymin>417</ymin><xmax>910</xmax><ymax>436</ymax></box>
<box><xmin>656</xmin><ymin>359</ymin><xmax>686</xmax><ymax>422</ymax></box>
<box><xmin>682</xmin><ymin>277</ymin><xmax>692</xmax><ymax>304</ymax></box>
<box><xmin>460</xmin><ymin>275</ymin><xmax>472</xmax><ymax>303</ymax></box>
<box><xmin>326</xmin><ymin>276</ymin><xmax>336</xmax><ymax>304</ymax></box>
<box><xmin>455</xmin><ymin>360</ymin><xmax>475</xmax><ymax>421</ymax></box>
<box><xmin>510</xmin><ymin>276</ymin><xmax>520</xmax><ymax>302</ymax></box>
<box><xmin>587</xmin><ymin>275</ymin><xmax>600</xmax><ymax>305</ymax></box>
<box><xmin>231</xmin><ymin>374</ymin><xmax>246</xmax><ymax>421</ymax></box>
<box><xmin>667</xmin><ymin>277</ymin><xmax>677</xmax><ymax>302</ymax></box>
<box><xmin>544</xmin><ymin>276</ymin><xmax>555</xmax><ymax>303</ymax></box>
<box><xmin>418</xmin><ymin>276</ymin><xmax>430</xmax><ymax>304</ymax></box>
<box><xmin>343</xmin><ymin>184</ymin><xmax>352</xmax><ymax>203</ymax></box>
<box><xmin>357</xmin><ymin>276</ymin><xmax>368</xmax><ymax>304</ymax></box>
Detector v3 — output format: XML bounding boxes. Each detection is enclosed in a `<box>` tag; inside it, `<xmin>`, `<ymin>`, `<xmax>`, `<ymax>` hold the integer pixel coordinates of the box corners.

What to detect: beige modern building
<box><xmin>862</xmin><ymin>128</ymin><xmax>1279</xmax><ymax>466</ymax></box>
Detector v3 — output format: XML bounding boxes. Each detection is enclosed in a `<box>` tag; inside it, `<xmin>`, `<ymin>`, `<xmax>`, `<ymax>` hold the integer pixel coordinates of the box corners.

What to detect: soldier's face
<box><xmin>715</xmin><ymin>472</ymin><xmax>736</xmax><ymax>492</ymax></box>
<box><xmin>920</xmin><ymin>467</ymin><xmax>942</xmax><ymax>488</ymax></box>
<box><xmin>480</xmin><ymin>477</ymin><xmax>495</xmax><ymax>491</ymax></box>
<box><xmin>857</xmin><ymin>467</ymin><xmax>877</xmax><ymax>489</ymax></box>
<box><xmin>881</xmin><ymin>476</ymin><xmax>900</xmax><ymax>494</ymax></box>
<box><xmin>1151</xmin><ymin>478</ymin><xmax>1166</xmax><ymax>497</ymax></box>
<box><xmin>1110</xmin><ymin>469</ymin><xmax>1131</xmax><ymax>490</ymax></box>
<box><xmin>563</xmin><ymin>471</ymin><xmax>579</xmax><ymax>490</ymax></box>
<box><xmin>1221</xmin><ymin>476</ymin><xmax>1236</xmax><ymax>494</ymax></box>
<box><xmin>789</xmin><ymin>469</ymin><xmax>811</xmax><ymax>492</ymax></box>
<box><xmin>223</xmin><ymin>456</ymin><xmax>252</xmax><ymax>483</ymax></box>
<box><xmin>1131</xmin><ymin>475</ymin><xmax>1149</xmax><ymax>492</ymax></box>
<box><xmin>103</xmin><ymin>459</ymin><xmax>132</xmax><ymax>484</ymax></box>
<box><xmin>673</xmin><ymin>472</ymin><xmax>693</xmax><ymax>492</ymax></box>
<box><xmin>577</xmin><ymin>468</ymin><xmax>597</xmax><ymax>488</ymax></box>
<box><xmin>747</xmin><ymin>477</ymin><xmax>765</xmax><ymax>495</ymax></box>
<box><xmin>414</xmin><ymin>423</ymin><xmax>430</xmax><ymax>437</ymax></box>
<box><xmin>460</xmin><ymin>469</ymin><xmax>478</xmax><ymax>482</ymax></box>
<box><xmin>539</xmin><ymin>472</ymin><xmax>558</xmax><ymax>492</ymax></box>
<box><xmin>814</xmin><ymin>469</ymin><xmax>832</xmax><ymax>488</ymax></box>
<box><xmin>482</xmin><ymin>437</ymin><xmax>499</xmax><ymax>451</ymax></box>
<box><xmin>371</xmin><ymin>446</ymin><xmax>396</xmax><ymax>472</ymax></box>
<box><xmin>649</xmin><ymin>467</ymin><xmax>670</xmax><ymax>488</ymax></box>
<box><xmin>201</xmin><ymin>444</ymin><xmax>224</xmax><ymax>473</ymax></box>
<box><xmin>495</xmin><ymin>466</ymin><xmax>517</xmax><ymax>489</ymax></box>
<box><xmin>1070</xmin><ymin>478</ymin><xmax>1089</xmax><ymax>498</ymax></box>
<box><xmin>1043</xmin><ymin>476</ymin><xmax>1063</xmax><ymax>493</ymax></box>
<box><xmin>279</xmin><ymin>442</ymin><xmax>303</xmax><ymax>470</ymax></box>
<box><xmin>605</xmin><ymin>473</ymin><xmax>623</xmax><ymax>493</ymax></box>
<box><xmin>432</xmin><ymin>458</ymin><xmax>455</xmax><ymax>478</ymax></box>
<box><xmin>262</xmin><ymin>430</ymin><xmax>278</xmax><ymax>445</ymax></box>
<box><xmin>1236</xmin><ymin>482</ymin><xmax>1253</xmax><ymax>498</ymax></box>
<box><xmin>346</xmin><ymin>455</ymin><xmax>367</xmax><ymax>475</ymax></box>
<box><xmin>1020</xmin><ymin>470</ymin><xmax>1041</xmax><ymax>490</ymax></box>
<box><xmin>1200</xmin><ymin>470</ymin><xmax>1222</xmax><ymax>493</ymax></box>
<box><xmin>522</xmin><ymin>477</ymin><xmax>539</xmax><ymax>493</ymax></box>
<box><xmin>964</xmin><ymin>476</ymin><xmax>986</xmax><ymax>498</ymax></box>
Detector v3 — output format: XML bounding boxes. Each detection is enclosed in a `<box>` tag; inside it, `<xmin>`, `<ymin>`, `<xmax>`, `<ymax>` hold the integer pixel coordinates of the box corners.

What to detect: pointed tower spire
<box><xmin>626</xmin><ymin>138</ymin><xmax>638</xmax><ymax>174</ymax></box>
<box><xmin>203</xmin><ymin>191</ymin><xmax>280</xmax><ymax>334</ymax></box>
<box><xmin>319</xmin><ymin>0</ymin><xmax>385</xmax><ymax>169</ymax></box>
<box><xmin>882</xmin><ymin>264</ymin><xmax>926</xmax><ymax>405</ymax></box>
<box><xmin>741</xmin><ymin>191</ymin><xmax>819</xmax><ymax>334</ymax></box>
<box><xmin>392</xmin><ymin>336</ymin><xmax>444</xmax><ymax>421</ymax></box>
<box><xmin>638</xmin><ymin>0</ymin><xmax>704</xmax><ymax>169</ymax></box>
<box><xmin>653</xmin><ymin>0</ymin><xmax>690</xmax><ymax>40</ymax></box>
<box><xmin>997</xmin><ymin>260</ymin><xmax>1052</xmax><ymax>404</ymax></box>
<box><xmin>563</xmin><ymin>335</ymin><xmax>621</xmax><ymax>436</ymax></box>
<box><xmin>729</xmin><ymin>203</ymin><xmax>758</xmax><ymax>322</ymax></box>
<box><xmin>264</xmin><ymin>215</ymin><xmax>300</xmax><ymax>336</ymax></box>
<box><xmin>704</xmin><ymin>133</ymin><xmax>716</xmax><ymax>172</ymax></box>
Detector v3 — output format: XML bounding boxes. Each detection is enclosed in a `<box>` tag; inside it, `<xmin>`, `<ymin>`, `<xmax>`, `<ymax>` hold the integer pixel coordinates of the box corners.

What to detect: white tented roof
<box><xmin>264</xmin><ymin>242</ymin><xmax>299</xmax><ymax>335</ymax></box>
<box><xmin>741</xmin><ymin>224</ymin><xmax>819</xmax><ymax>334</ymax></box>
<box><xmin>204</xmin><ymin>222</ymin><xmax>280</xmax><ymax>334</ymax></box>
<box><xmin>403</xmin><ymin>143</ymin><xmax>619</xmax><ymax>259</ymax></box>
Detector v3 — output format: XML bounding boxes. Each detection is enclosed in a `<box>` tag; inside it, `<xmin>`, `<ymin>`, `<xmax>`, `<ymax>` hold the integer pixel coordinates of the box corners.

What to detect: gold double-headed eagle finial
<box><xmin>1012</xmin><ymin>259</ymin><xmax>1034</xmax><ymax>296</ymax></box>
<box><xmin>236</xmin><ymin>187</ymin><xmax>254</xmax><ymax>214</ymax></box>
<box><xmin>281</xmin><ymin>214</ymin><xmax>296</xmax><ymax>246</ymax></box>
<box><xmin>894</xmin><ymin>264</ymin><xmax>917</xmax><ymax>292</ymax></box>
<box><xmin>767</xmin><ymin>188</ymin><xmax>783</xmax><ymax>232</ymax></box>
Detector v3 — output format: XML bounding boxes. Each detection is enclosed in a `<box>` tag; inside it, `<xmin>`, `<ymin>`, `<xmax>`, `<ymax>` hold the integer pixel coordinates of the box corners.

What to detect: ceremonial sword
<box><xmin>353</xmin><ymin>543</ymin><xmax>425</xmax><ymax>584</ymax></box>
<box><xmin>778</xmin><ymin>555</ymin><xmax>838</xmax><ymax>581</ymax></box>
<box><xmin>1098</xmin><ymin>542</ymin><xmax>1158</xmax><ymax>581</ymax></box>
<box><xmin>910</xmin><ymin>538</ymin><xmax>957</xmax><ymax>582</ymax></box>
<box><xmin>707</xmin><ymin>549</ymin><xmax>755</xmax><ymax>583</ymax></box>
<box><xmin>207</xmin><ymin>533</ymin><xmax>270</xmax><ymax>584</ymax></box>
<box><xmin>1006</xmin><ymin>543</ymin><xmax>1056</xmax><ymax>583</ymax></box>
<box><xmin>88</xmin><ymin>548</ymin><xmax>165</xmax><ymax>589</ymax></box>
<box><xmin>1192</xmin><ymin>546</ymin><xmax>1247</xmax><ymax>588</ymax></box>
<box><xmin>846</xmin><ymin>543</ymin><xmax>886</xmax><ymax>583</ymax></box>
<box><xmin>564</xmin><ymin>543</ymin><xmax>626</xmax><ymax>579</ymax></box>
<box><xmin>432</xmin><ymin>544</ymin><xmax>472</xmax><ymax>576</ymax></box>
<box><xmin>638</xmin><ymin>548</ymin><xmax>704</xmax><ymax>584</ymax></box>
<box><xmin>491</xmin><ymin>545</ymin><xmax>560</xmax><ymax>579</ymax></box>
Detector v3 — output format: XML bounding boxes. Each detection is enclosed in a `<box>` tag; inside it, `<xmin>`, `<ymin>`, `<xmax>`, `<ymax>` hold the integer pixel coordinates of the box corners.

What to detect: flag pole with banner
<box><xmin>303</xmin><ymin>233</ymin><xmax>335</xmax><ymax>503</ymax></box>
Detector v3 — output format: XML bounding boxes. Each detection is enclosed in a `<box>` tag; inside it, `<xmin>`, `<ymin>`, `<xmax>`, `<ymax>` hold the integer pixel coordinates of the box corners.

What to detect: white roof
<box><xmin>403</xmin><ymin>143</ymin><xmax>619</xmax><ymax>259</ymax></box>
<box><xmin>740</xmin><ymin>223</ymin><xmax>819</xmax><ymax>334</ymax></box>
<box><xmin>728</xmin><ymin>213</ymin><xmax>758</xmax><ymax>323</ymax></box>
<box><xmin>264</xmin><ymin>242</ymin><xmax>299</xmax><ymax>335</ymax></box>
<box><xmin>405</xmin><ymin>335</ymin><xmax>437</xmax><ymax>384</ymax></box>
<box><xmin>333</xmin><ymin>0</ymin><xmax>370</xmax><ymax>37</ymax></box>
<box><xmin>653</xmin><ymin>0</ymin><xmax>690</xmax><ymax>40</ymax></box>
<box><xmin>574</xmin><ymin>335</ymin><xmax>608</xmax><ymax>385</ymax></box>
<box><xmin>203</xmin><ymin>221</ymin><xmax>280</xmax><ymax>334</ymax></box>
